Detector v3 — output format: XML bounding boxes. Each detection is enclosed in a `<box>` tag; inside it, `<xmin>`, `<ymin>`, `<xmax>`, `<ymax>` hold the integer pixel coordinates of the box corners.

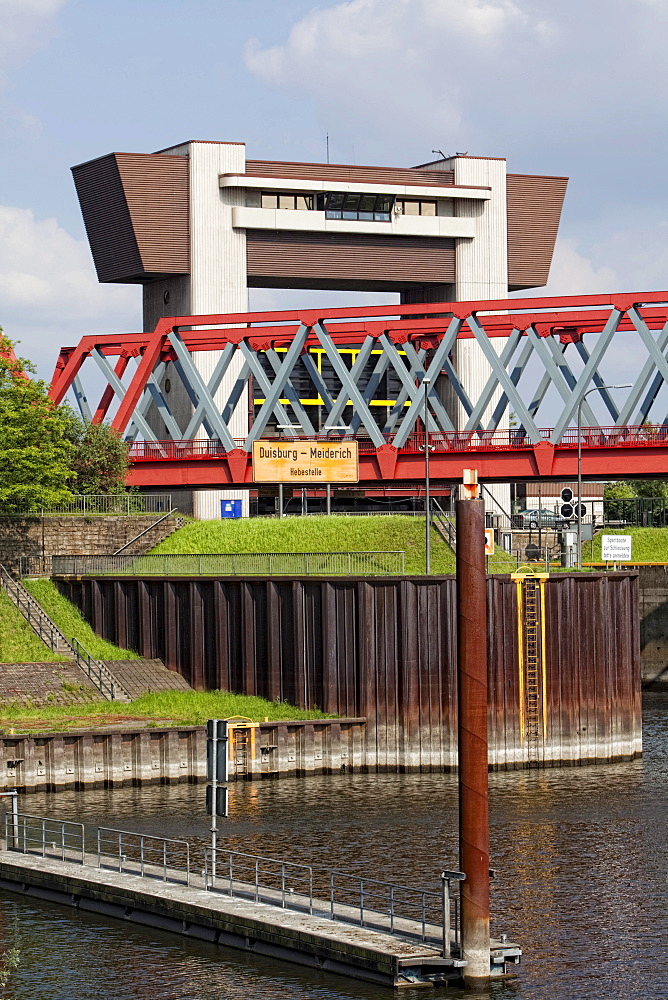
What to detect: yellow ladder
<box><xmin>233</xmin><ymin>729</ymin><xmax>250</xmax><ymax>776</ymax></box>
<box><xmin>512</xmin><ymin>571</ymin><xmax>548</xmax><ymax>768</ymax></box>
<box><xmin>523</xmin><ymin>578</ymin><xmax>541</xmax><ymax>765</ymax></box>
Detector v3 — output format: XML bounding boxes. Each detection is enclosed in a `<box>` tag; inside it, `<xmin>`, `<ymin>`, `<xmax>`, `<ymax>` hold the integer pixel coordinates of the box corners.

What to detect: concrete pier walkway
<box><xmin>0</xmin><ymin>850</ymin><xmax>520</xmax><ymax>987</ymax></box>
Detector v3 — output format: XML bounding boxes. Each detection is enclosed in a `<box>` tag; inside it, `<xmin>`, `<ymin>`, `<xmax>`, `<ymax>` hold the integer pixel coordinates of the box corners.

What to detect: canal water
<box><xmin>0</xmin><ymin>694</ymin><xmax>666</xmax><ymax>999</ymax></box>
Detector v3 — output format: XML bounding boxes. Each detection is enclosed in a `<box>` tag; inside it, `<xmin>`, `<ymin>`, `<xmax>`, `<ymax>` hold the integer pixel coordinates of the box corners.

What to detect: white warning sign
<box><xmin>601</xmin><ymin>534</ymin><xmax>632</xmax><ymax>562</ymax></box>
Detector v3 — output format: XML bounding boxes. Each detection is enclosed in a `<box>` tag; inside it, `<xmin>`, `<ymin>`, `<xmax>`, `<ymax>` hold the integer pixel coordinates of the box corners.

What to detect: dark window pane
<box><xmin>326</xmin><ymin>192</ymin><xmax>344</xmax><ymax>211</ymax></box>
<box><xmin>376</xmin><ymin>195</ymin><xmax>393</xmax><ymax>213</ymax></box>
<box><xmin>359</xmin><ymin>194</ymin><xmax>376</xmax><ymax>212</ymax></box>
<box><xmin>343</xmin><ymin>193</ymin><xmax>361</xmax><ymax>211</ymax></box>
<box><xmin>316</xmin><ymin>193</ymin><xmax>326</xmax><ymax>211</ymax></box>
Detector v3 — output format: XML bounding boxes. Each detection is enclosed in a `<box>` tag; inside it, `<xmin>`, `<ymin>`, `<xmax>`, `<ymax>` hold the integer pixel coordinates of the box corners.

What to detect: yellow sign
<box><xmin>484</xmin><ymin>529</ymin><xmax>495</xmax><ymax>555</ymax></box>
<box><xmin>252</xmin><ymin>440</ymin><xmax>359</xmax><ymax>483</ymax></box>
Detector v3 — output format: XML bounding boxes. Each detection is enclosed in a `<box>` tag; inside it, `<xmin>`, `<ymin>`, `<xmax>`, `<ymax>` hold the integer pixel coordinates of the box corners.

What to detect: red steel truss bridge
<box><xmin>49</xmin><ymin>291</ymin><xmax>668</xmax><ymax>487</ymax></box>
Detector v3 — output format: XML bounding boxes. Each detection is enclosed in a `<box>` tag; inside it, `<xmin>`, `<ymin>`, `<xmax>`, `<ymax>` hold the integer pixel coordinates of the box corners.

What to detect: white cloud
<box><xmin>537</xmin><ymin>238</ymin><xmax>619</xmax><ymax>297</ymax></box>
<box><xmin>0</xmin><ymin>0</ymin><xmax>64</xmax><ymax>69</ymax></box>
<box><xmin>245</xmin><ymin>0</ymin><xmax>554</xmax><ymax>157</ymax></box>
<box><xmin>0</xmin><ymin>206</ymin><xmax>139</xmax><ymax>378</ymax></box>
<box><xmin>0</xmin><ymin>0</ymin><xmax>66</xmax><ymax>133</ymax></box>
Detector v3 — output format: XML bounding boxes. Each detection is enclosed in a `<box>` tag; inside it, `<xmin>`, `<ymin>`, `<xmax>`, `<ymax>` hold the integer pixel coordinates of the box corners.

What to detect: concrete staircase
<box><xmin>0</xmin><ymin>661</ymin><xmax>99</xmax><ymax>706</ymax></box>
<box><xmin>112</xmin><ymin>513</ymin><xmax>187</xmax><ymax>556</ymax></box>
<box><xmin>103</xmin><ymin>660</ymin><xmax>192</xmax><ymax>700</ymax></box>
<box><xmin>0</xmin><ymin>566</ymin><xmax>130</xmax><ymax>702</ymax></box>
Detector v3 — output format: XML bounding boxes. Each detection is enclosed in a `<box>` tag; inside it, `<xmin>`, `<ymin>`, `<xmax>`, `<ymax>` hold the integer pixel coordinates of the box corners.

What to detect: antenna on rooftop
<box><xmin>326</xmin><ymin>133</ymin><xmax>330</xmax><ymax>164</ymax></box>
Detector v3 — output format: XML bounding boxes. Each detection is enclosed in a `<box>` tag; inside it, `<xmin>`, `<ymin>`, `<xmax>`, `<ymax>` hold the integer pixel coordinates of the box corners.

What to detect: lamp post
<box><xmin>424</xmin><ymin>376</ymin><xmax>431</xmax><ymax>574</ymax></box>
<box><xmin>576</xmin><ymin>385</ymin><xmax>631</xmax><ymax>570</ymax></box>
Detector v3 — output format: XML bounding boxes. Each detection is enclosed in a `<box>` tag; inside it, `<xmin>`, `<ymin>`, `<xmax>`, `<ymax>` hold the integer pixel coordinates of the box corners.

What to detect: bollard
<box><xmin>456</xmin><ymin>497</ymin><xmax>490</xmax><ymax>985</ymax></box>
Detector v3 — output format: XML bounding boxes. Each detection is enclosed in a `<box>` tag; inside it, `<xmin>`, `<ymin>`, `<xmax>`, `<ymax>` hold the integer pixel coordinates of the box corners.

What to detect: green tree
<box><xmin>603</xmin><ymin>481</ymin><xmax>637</xmax><ymax>501</ymax></box>
<box><xmin>64</xmin><ymin>414</ymin><xmax>131</xmax><ymax>495</ymax></box>
<box><xmin>630</xmin><ymin>480</ymin><xmax>668</xmax><ymax>498</ymax></box>
<box><xmin>0</xmin><ymin>333</ymin><xmax>74</xmax><ymax>512</ymax></box>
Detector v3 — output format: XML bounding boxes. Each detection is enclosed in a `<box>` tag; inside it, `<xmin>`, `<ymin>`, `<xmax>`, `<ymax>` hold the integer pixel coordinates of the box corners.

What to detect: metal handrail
<box><xmin>112</xmin><ymin>508</ymin><xmax>180</xmax><ymax>555</ymax></box>
<box><xmin>70</xmin><ymin>638</ymin><xmax>120</xmax><ymax>701</ymax></box>
<box><xmin>0</xmin><ymin>565</ymin><xmax>70</xmax><ymax>651</ymax></box>
<box><xmin>52</xmin><ymin>552</ymin><xmax>406</xmax><ymax>578</ymax></box>
<box><xmin>5</xmin><ymin>813</ymin><xmax>85</xmax><ymax>864</ymax></box>
<box><xmin>97</xmin><ymin>827</ymin><xmax>190</xmax><ymax>886</ymax></box>
<box><xmin>0</xmin><ymin>565</ymin><xmax>124</xmax><ymax>701</ymax></box>
<box><xmin>1</xmin><ymin>494</ymin><xmax>173</xmax><ymax>517</ymax></box>
<box><xmin>203</xmin><ymin>845</ymin><xmax>456</xmax><ymax>947</ymax></box>
<box><xmin>204</xmin><ymin>847</ymin><xmax>314</xmax><ymax>913</ymax></box>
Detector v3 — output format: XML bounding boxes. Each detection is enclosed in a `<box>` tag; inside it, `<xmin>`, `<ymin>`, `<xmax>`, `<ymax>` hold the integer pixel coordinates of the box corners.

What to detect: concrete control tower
<box><xmin>72</xmin><ymin>141</ymin><xmax>567</xmax><ymax>516</ymax></box>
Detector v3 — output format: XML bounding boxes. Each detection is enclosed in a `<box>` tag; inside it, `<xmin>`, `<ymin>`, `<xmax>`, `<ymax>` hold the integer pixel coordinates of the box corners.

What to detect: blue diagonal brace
<box><xmin>574</xmin><ymin>341</ymin><xmax>619</xmax><ymax>422</ymax></box>
<box><xmin>72</xmin><ymin>376</ymin><xmax>92</xmax><ymax>422</ymax></box>
<box><xmin>465</xmin><ymin>317</ymin><xmax>542</xmax><ymax>444</ymax></box>
<box><xmin>389</xmin><ymin>318</ymin><xmax>466</xmax><ymax>447</ymax></box>
<box><xmin>549</xmin><ymin>308</ymin><xmax>624</xmax><ymax>443</ymax></box>
<box><xmin>243</xmin><ymin>324</ymin><xmax>311</xmax><ymax>447</ymax></box>
<box><xmin>265</xmin><ymin>349</ymin><xmax>316</xmax><ymax>436</ymax></box>
<box><xmin>168</xmin><ymin>331</ymin><xmax>237</xmax><ymax>450</ymax></box>
<box><xmin>615</xmin><ymin>324</ymin><xmax>668</xmax><ymax>426</ymax></box>
<box><xmin>91</xmin><ymin>348</ymin><xmax>157</xmax><ymax>442</ymax></box>
<box><xmin>397</xmin><ymin>338</ymin><xmax>461</xmax><ymax>435</ymax></box>
<box><xmin>325</xmin><ymin>337</ymin><xmax>377</xmax><ymax>433</ymax></box>
<box><xmin>462</xmin><ymin>328</ymin><xmax>523</xmax><ymax>431</ymax></box>
<box><xmin>313</xmin><ymin>322</ymin><xmax>385</xmax><ymax>447</ymax></box>
<box><xmin>182</xmin><ymin>343</ymin><xmax>241</xmax><ymax>438</ymax></box>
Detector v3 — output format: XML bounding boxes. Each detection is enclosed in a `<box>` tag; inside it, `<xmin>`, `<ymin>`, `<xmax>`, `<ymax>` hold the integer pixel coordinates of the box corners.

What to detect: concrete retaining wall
<box><xmin>0</xmin><ymin>719</ymin><xmax>367</xmax><ymax>793</ymax></box>
<box><xmin>0</xmin><ymin>515</ymin><xmax>182</xmax><ymax>575</ymax></box>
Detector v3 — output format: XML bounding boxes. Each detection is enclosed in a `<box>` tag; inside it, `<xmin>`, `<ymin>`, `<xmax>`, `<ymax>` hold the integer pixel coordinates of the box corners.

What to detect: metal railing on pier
<box><xmin>203</xmin><ymin>846</ymin><xmax>460</xmax><ymax>948</ymax></box>
<box><xmin>52</xmin><ymin>551</ymin><xmax>406</xmax><ymax>578</ymax></box>
<box><xmin>97</xmin><ymin>828</ymin><xmax>191</xmax><ymax>886</ymax></box>
<box><xmin>2</xmin><ymin>813</ymin><xmax>463</xmax><ymax>953</ymax></box>
<box><xmin>5</xmin><ymin>813</ymin><xmax>85</xmax><ymax>865</ymax></box>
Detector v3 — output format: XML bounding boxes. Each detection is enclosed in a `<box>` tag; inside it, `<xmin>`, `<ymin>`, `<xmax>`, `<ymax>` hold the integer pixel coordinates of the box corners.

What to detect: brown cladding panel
<box><xmin>507</xmin><ymin>173</ymin><xmax>568</xmax><ymax>291</ymax></box>
<box><xmin>72</xmin><ymin>153</ymin><xmax>189</xmax><ymax>282</ymax></box>
<box><xmin>72</xmin><ymin>154</ymin><xmax>143</xmax><ymax>283</ymax></box>
<box><xmin>115</xmin><ymin>153</ymin><xmax>189</xmax><ymax>275</ymax></box>
<box><xmin>247</xmin><ymin>230</ymin><xmax>455</xmax><ymax>291</ymax></box>
<box><xmin>245</xmin><ymin>160</ymin><xmax>455</xmax><ymax>188</ymax></box>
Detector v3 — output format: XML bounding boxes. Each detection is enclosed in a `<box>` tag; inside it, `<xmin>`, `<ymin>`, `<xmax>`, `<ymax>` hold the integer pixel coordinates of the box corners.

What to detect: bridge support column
<box><xmin>456</xmin><ymin>497</ymin><xmax>490</xmax><ymax>986</ymax></box>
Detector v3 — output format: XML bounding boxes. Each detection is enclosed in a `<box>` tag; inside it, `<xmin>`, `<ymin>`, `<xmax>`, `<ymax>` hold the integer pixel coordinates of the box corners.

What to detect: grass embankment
<box><xmin>0</xmin><ymin>689</ymin><xmax>332</xmax><ymax>735</ymax></box>
<box><xmin>582</xmin><ymin>526</ymin><xmax>668</xmax><ymax>564</ymax></box>
<box><xmin>151</xmin><ymin>514</ymin><xmax>517</xmax><ymax>574</ymax></box>
<box><xmin>21</xmin><ymin>579</ymin><xmax>139</xmax><ymax>660</ymax></box>
<box><xmin>0</xmin><ymin>591</ymin><xmax>68</xmax><ymax>664</ymax></box>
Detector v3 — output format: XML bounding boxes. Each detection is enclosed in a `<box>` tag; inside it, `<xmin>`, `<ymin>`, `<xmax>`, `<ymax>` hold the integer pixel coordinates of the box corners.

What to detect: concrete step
<box><xmin>0</xmin><ymin>660</ymin><xmax>98</xmax><ymax>705</ymax></box>
<box><xmin>101</xmin><ymin>659</ymin><xmax>192</xmax><ymax>700</ymax></box>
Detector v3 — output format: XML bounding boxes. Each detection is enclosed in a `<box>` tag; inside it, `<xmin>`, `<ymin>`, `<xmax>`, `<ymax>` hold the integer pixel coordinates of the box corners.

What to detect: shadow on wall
<box><xmin>640</xmin><ymin>600</ymin><xmax>668</xmax><ymax>687</ymax></box>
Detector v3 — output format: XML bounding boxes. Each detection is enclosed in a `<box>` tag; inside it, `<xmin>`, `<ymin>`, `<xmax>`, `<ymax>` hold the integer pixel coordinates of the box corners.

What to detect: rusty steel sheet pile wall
<box><xmin>55</xmin><ymin>574</ymin><xmax>641</xmax><ymax>771</ymax></box>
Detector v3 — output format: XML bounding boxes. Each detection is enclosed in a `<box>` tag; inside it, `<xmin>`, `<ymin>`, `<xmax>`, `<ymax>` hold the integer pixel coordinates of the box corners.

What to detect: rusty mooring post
<box><xmin>456</xmin><ymin>490</ymin><xmax>490</xmax><ymax>986</ymax></box>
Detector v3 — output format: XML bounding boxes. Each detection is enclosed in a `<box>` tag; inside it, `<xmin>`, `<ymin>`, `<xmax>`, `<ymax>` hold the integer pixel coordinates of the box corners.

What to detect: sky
<box><xmin>1</xmin><ymin>0</ymin><xmax>667</xmax><ymax>381</ymax></box>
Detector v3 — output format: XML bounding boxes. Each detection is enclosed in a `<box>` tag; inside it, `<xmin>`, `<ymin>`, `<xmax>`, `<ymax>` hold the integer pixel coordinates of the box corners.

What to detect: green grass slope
<box><xmin>583</xmin><ymin>526</ymin><xmax>668</xmax><ymax>563</ymax></box>
<box><xmin>0</xmin><ymin>689</ymin><xmax>332</xmax><ymax>734</ymax></box>
<box><xmin>0</xmin><ymin>591</ymin><xmax>69</xmax><ymax>664</ymax></box>
<box><xmin>152</xmin><ymin>514</ymin><xmax>517</xmax><ymax>575</ymax></box>
<box><xmin>22</xmin><ymin>580</ymin><xmax>139</xmax><ymax>660</ymax></box>
<box><xmin>151</xmin><ymin>514</ymin><xmax>454</xmax><ymax>574</ymax></box>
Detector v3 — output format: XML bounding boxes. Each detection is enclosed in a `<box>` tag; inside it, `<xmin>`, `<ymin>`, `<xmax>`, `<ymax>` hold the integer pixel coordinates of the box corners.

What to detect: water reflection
<box><xmin>0</xmin><ymin>695</ymin><xmax>666</xmax><ymax>999</ymax></box>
